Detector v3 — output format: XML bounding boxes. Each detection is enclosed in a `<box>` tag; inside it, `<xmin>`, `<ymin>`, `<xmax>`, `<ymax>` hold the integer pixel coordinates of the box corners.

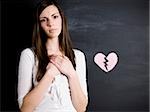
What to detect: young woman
<box><xmin>17</xmin><ymin>0</ymin><xmax>88</xmax><ymax>111</ymax></box>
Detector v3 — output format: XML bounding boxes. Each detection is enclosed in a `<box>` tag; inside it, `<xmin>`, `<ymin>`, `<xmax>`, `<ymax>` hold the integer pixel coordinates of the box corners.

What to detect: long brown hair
<box><xmin>32</xmin><ymin>0</ymin><xmax>76</xmax><ymax>81</ymax></box>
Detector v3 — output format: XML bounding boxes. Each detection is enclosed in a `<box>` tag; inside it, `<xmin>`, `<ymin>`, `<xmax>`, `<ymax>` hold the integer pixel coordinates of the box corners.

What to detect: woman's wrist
<box><xmin>67</xmin><ymin>70</ymin><xmax>78</xmax><ymax>80</ymax></box>
<box><xmin>45</xmin><ymin>71</ymin><xmax>55</xmax><ymax>82</ymax></box>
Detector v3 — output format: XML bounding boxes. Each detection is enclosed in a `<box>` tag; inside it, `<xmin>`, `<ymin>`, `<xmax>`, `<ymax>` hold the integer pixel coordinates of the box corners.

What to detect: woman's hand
<box><xmin>45</xmin><ymin>62</ymin><xmax>61</xmax><ymax>79</ymax></box>
<box><xmin>50</xmin><ymin>55</ymin><xmax>76</xmax><ymax>78</ymax></box>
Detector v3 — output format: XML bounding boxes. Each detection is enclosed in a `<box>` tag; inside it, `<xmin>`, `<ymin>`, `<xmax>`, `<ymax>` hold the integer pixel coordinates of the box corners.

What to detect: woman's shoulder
<box><xmin>73</xmin><ymin>48</ymin><xmax>85</xmax><ymax>58</ymax></box>
<box><xmin>19</xmin><ymin>48</ymin><xmax>35</xmax><ymax>64</ymax></box>
<box><xmin>20</xmin><ymin>48</ymin><xmax>35</xmax><ymax>59</ymax></box>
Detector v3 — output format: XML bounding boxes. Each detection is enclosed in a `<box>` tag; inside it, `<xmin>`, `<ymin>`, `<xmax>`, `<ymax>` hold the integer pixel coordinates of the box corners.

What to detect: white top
<box><xmin>17</xmin><ymin>48</ymin><xmax>88</xmax><ymax>112</ymax></box>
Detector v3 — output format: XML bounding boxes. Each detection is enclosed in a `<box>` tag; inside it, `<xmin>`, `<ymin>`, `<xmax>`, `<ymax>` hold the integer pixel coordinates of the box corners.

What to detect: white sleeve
<box><xmin>17</xmin><ymin>48</ymin><xmax>35</xmax><ymax>108</ymax></box>
<box><xmin>74</xmin><ymin>49</ymin><xmax>88</xmax><ymax>98</ymax></box>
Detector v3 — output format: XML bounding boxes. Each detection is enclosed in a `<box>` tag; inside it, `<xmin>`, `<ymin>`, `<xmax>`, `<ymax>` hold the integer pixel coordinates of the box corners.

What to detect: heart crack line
<box><xmin>104</xmin><ymin>57</ymin><xmax>108</xmax><ymax>71</ymax></box>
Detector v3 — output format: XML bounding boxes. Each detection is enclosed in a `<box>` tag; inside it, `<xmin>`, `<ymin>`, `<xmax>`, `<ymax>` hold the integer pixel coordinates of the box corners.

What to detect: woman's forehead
<box><xmin>40</xmin><ymin>5</ymin><xmax>59</xmax><ymax>17</ymax></box>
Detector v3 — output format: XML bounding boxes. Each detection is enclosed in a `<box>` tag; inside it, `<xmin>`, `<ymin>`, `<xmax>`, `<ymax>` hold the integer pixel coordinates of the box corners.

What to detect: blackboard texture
<box><xmin>61</xmin><ymin>0</ymin><xmax>149</xmax><ymax>111</ymax></box>
<box><xmin>1</xmin><ymin>0</ymin><xmax>149</xmax><ymax>111</ymax></box>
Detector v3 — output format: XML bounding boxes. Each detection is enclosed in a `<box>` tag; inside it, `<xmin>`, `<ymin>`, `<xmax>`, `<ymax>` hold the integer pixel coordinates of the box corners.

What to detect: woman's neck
<box><xmin>46</xmin><ymin>38</ymin><xmax>62</xmax><ymax>56</ymax></box>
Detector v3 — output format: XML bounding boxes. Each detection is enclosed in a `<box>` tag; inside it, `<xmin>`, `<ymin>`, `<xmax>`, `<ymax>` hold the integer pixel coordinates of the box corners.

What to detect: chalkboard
<box><xmin>1</xmin><ymin>0</ymin><xmax>149</xmax><ymax>111</ymax></box>
<box><xmin>61</xmin><ymin>0</ymin><xmax>149</xmax><ymax>111</ymax></box>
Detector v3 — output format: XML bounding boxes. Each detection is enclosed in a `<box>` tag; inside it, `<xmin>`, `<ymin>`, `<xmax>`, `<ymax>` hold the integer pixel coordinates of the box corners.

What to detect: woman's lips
<box><xmin>49</xmin><ymin>29</ymin><xmax>56</xmax><ymax>32</ymax></box>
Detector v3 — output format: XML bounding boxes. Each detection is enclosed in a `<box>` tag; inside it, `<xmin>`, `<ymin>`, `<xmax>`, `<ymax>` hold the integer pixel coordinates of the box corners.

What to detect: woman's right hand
<box><xmin>45</xmin><ymin>62</ymin><xmax>61</xmax><ymax>80</ymax></box>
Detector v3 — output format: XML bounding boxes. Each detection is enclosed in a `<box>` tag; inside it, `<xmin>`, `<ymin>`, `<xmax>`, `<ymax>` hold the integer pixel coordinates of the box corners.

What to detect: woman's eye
<box><xmin>40</xmin><ymin>19</ymin><xmax>46</xmax><ymax>22</ymax></box>
<box><xmin>53</xmin><ymin>15</ymin><xmax>59</xmax><ymax>19</ymax></box>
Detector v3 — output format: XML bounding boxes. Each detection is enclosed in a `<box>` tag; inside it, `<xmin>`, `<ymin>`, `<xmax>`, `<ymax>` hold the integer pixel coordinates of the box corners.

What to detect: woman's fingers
<box><xmin>50</xmin><ymin>55</ymin><xmax>64</xmax><ymax>65</ymax></box>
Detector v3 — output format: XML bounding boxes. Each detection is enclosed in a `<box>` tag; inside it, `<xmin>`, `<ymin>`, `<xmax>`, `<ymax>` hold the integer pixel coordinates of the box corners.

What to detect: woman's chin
<box><xmin>47</xmin><ymin>34</ymin><xmax>59</xmax><ymax>39</ymax></box>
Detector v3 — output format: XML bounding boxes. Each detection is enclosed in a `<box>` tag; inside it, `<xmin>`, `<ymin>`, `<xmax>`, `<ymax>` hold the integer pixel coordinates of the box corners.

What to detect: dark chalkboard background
<box><xmin>1</xmin><ymin>0</ymin><xmax>149</xmax><ymax>111</ymax></box>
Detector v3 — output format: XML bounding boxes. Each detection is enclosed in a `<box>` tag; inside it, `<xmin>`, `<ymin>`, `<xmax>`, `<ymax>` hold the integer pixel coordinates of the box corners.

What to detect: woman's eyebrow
<box><xmin>39</xmin><ymin>17</ymin><xmax>47</xmax><ymax>19</ymax></box>
<box><xmin>40</xmin><ymin>12</ymin><xmax>60</xmax><ymax>18</ymax></box>
<box><xmin>51</xmin><ymin>12</ymin><xmax>59</xmax><ymax>16</ymax></box>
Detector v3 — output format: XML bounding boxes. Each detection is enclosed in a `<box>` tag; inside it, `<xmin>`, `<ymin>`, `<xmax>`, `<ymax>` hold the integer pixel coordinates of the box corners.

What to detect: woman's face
<box><xmin>39</xmin><ymin>5</ymin><xmax>62</xmax><ymax>38</ymax></box>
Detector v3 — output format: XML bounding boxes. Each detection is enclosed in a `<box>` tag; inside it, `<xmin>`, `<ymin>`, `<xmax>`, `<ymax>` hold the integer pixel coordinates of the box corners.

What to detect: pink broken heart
<box><xmin>94</xmin><ymin>52</ymin><xmax>118</xmax><ymax>72</ymax></box>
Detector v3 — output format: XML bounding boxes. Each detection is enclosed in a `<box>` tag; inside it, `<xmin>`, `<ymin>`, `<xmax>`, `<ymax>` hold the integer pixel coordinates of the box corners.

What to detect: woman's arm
<box><xmin>68</xmin><ymin>72</ymin><xmax>88</xmax><ymax>112</ymax></box>
<box><xmin>20</xmin><ymin>72</ymin><xmax>54</xmax><ymax>112</ymax></box>
<box><xmin>50</xmin><ymin>50</ymin><xmax>88</xmax><ymax>112</ymax></box>
<box><xmin>18</xmin><ymin>49</ymin><xmax>59</xmax><ymax>112</ymax></box>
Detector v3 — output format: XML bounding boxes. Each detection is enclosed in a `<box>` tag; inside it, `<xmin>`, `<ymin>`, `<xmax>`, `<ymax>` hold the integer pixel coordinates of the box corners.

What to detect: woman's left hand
<box><xmin>50</xmin><ymin>55</ymin><xmax>76</xmax><ymax>78</ymax></box>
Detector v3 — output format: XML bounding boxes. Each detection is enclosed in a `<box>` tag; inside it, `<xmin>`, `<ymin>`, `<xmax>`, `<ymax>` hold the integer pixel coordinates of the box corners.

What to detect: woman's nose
<box><xmin>47</xmin><ymin>19</ymin><xmax>53</xmax><ymax>27</ymax></box>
